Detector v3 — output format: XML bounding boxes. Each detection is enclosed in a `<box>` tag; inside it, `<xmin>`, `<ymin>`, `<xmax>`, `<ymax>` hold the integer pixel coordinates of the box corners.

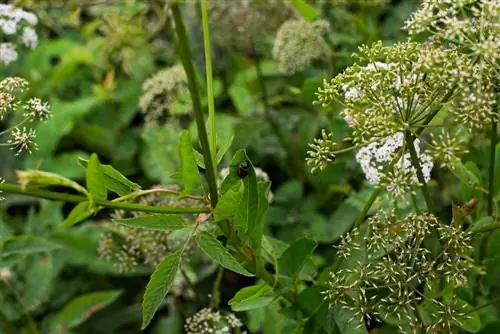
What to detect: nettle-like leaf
<box><xmin>142</xmin><ymin>249</ymin><xmax>182</xmax><ymax>329</ymax></box>
<box><xmin>86</xmin><ymin>154</ymin><xmax>107</xmax><ymax>203</ymax></box>
<box><xmin>178</xmin><ymin>130</ymin><xmax>202</xmax><ymax>195</ymax></box>
<box><xmin>50</xmin><ymin>290</ymin><xmax>123</xmax><ymax>332</ymax></box>
<box><xmin>195</xmin><ymin>231</ymin><xmax>253</xmax><ymax>277</ymax></box>
<box><xmin>114</xmin><ymin>214</ymin><xmax>189</xmax><ymax>231</ymax></box>
<box><xmin>278</xmin><ymin>237</ymin><xmax>317</xmax><ymax>277</ymax></box>
<box><xmin>229</xmin><ymin>284</ymin><xmax>274</xmax><ymax>312</ymax></box>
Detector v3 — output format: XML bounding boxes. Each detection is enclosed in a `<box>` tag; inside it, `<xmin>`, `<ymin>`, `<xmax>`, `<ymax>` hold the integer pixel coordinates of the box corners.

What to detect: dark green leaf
<box><xmin>115</xmin><ymin>215</ymin><xmax>188</xmax><ymax>231</ymax></box>
<box><xmin>178</xmin><ymin>130</ymin><xmax>202</xmax><ymax>195</ymax></box>
<box><xmin>142</xmin><ymin>250</ymin><xmax>182</xmax><ymax>329</ymax></box>
<box><xmin>250</xmin><ymin>181</ymin><xmax>271</xmax><ymax>255</ymax></box>
<box><xmin>278</xmin><ymin>237</ymin><xmax>317</xmax><ymax>277</ymax></box>
<box><xmin>101</xmin><ymin>164</ymin><xmax>141</xmax><ymax>196</ymax></box>
<box><xmin>51</xmin><ymin>290</ymin><xmax>122</xmax><ymax>331</ymax></box>
<box><xmin>196</xmin><ymin>231</ymin><xmax>253</xmax><ymax>277</ymax></box>
<box><xmin>333</xmin><ymin>307</ymin><xmax>368</xmax><ymax>334</ymax></box>
<box><xmin>468</xmin><ymin>217</ymin><xmax>496</xmax><ymax>233</ymax></box>
<box><xmin>86</xmin><ymin>154</ymin><xmax>107</xmax><ymax>202</ymax></box>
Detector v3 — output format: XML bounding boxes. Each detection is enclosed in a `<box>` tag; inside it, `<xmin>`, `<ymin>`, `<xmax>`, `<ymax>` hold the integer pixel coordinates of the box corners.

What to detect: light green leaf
<box><xmin>15</xmin><ymin>170</ymin><xmax>88</xmax><ymax>196</ymax></box>
<box><xmin>179</xmin><ymin>130</ymin><xmax>202</xmax><ymax>195</ymax></box>
<box><xmin>86</xmin><ymin>154</ymin><xmax>107</xmax><ymax>202</ymax></box>
<box><xmin>196</xmin><ymin>231</ymin><xmax>253</xmax><ymax>277</ymax></box>
<box><xmin>100</xmin><ymin>164</ymin><xmax>141</xmax><ymax>196</ymax></box>
<box><xmin>1</xmin><ymin>236</ymin><xmax>61</xmax><ymax>257</ymax></box>
<box><xmin>291</xmin><ymin>0</ymin><xmax>320</xmax><ymax>21</ymax></box>
<box><xmin>213</xmin><ymin>180</ymin><xmax>244</xmax><ymax>222</ymax></box>
<box><xmin>23</xmin><ymin>255</ymin><xmax>55</xmax><ymax>312</ymax></box>
<box><xmin>51</xmin><ymin>290</ymin><xmax>122</xmax><ymax>332</ymax></box>
<box><xmin>115</xmin><ymin>215</ymin><xmax>188</xmax><ymax>231</ymax></box>
<box><xmin>278</xmin><ymin>237</ymin><xmax>317</xmax><ymax>277</ymax></box>
<box><xmin>142</xmin><ymin>250</ymin><xmax>182</xmax><ymax>329</ymax></box>
<box><xmin>228</xmin><ymin>284</ymin><xmax>273</xmax><ymax>312</ymax></box>
<box><xmin>216</xmin><ymin>134</ymin><xmax>234</xmax><ymax>163</ymax></box>
<box><xmin>62</xmin><ymin>202</ymin><xmax>92</xmax><ymax>227</ymax></box>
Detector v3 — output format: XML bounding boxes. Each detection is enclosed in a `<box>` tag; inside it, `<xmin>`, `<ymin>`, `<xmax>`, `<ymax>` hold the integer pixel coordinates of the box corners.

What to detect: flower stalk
<box><xmin>406</xmin><ymin>131</ymin><xmax>433</xmax><ymax>211</ymax></box>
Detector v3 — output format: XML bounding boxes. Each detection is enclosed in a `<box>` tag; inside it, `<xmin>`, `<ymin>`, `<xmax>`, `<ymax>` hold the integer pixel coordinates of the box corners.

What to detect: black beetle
<box><xmin>237</xmin><ymin>160</ymin><xmax>250</xmax><ymax>178</ymax></box>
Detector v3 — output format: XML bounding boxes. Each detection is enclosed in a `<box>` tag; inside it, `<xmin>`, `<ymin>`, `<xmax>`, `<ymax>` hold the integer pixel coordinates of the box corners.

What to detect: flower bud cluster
<box><xmin>272</xmin><ymin>19</ymin><xmax>330</xmax><ymax>74</ymax></box>
<box><xmin>0</xmin><ymin>4</ymin><xmax>38</xmax><ymax>65</ymax></box>
<box><xmin>325</xmin><ymin>211</ymin><xmax>474</xmax><ymax>333</ymax></box>
<box><xmin>0</xmin><ymin>77</ymin><xmax>51</xmax><ymax>155</ymax></box>
<box><xmin>306</xmin><ymin>129</ymin><xmax>337</xmax><ymax>173</ymax></box>
<box><xmin>184</xmin><ymin>308</ymin><xmax>245</xmax><ymax>334</ymax></box>
<box><xmin>138</xmin><ymin>64</ymin><xmax>191</xmax><ymax>125</ymax></box>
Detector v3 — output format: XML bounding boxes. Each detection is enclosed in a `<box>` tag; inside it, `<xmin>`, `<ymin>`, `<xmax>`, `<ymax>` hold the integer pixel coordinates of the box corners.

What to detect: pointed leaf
<box><xmin>101</xmin><ymin>164</ymin><xmax>141</xmax><ymax>196</ymax></box>
<box><xmin>86</xmin><ymin>154</ymin><xmax>107</xmax><ymax>201</ymax></box>
<box><xmin>250</xmin><ymin>181</ymin><xmax>271</xmax><ymax>255</ymax></box>
<box><xmin>115</xmin><ymin>215</ymin><xmax>188</xmax><ymax>231</ymax></box>
<box><xmin>228</xmin><ymin>284</ymin><xmax>273</xmax><ymax>311</ymax></box>
<box><xmin>1</xmin><ymin>236</ymin><xmax>61</xmax><ymax>257</ymax></box>
<box><xmin>179</xmin><ymin>130</ymin><xmax>202</xmax><ymax>195</ymax></box>
<box><xmin>216</xmin><ymin>134</ymin><xmax>234</xmax><ymax>163</ymax></box>
<box><xmin>278</xmin><ymin>237</ymin><xmax>317</xmax><ymax>277</ymax></box>
<box><xmin>196</xmin><ymin>231</ymin><xmax>253</xmax><ymax>277</ymax></box>
<box><xmin>51</xmin><ymin>290</ymin><xmax>122</xmax><ymax>331</ymax></box>
<box><xmin>62</xmin><ymin>202</ymin><xmax>92</xmax><ymax>227</ymax></box>
<box><xmin>213</xmin><ymin>180</ymin><xmax>244</xmax><ymax>222</ymax></box>
<box><xmin>142</xmin><ymin>250</ymin><xmax>182</xmax><ymax>329</ymax></box>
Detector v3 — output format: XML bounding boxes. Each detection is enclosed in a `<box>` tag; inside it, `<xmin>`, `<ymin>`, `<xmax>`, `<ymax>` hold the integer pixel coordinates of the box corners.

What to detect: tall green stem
<box><xmin>170</xmin><ymin>3</ymin><xmax>218</xmax><ymax>208</ymax></box>
<box><xmin>487</xmin><ymin>119</ymin><xmax>497</xmax><ymax>216</ymax></box>
<box><xmin>406</xmin><ymin>131</ymin><xmax>433</xmax><ymax>212</ymax></box>
<box><xmin>0</xmin><ymin>182</ymin><xmax>208</xmax><ymax>214</ymax></box>
<box><xmin>201</xmin><ymin>0</ymin><xmax>217</xmax><ymax>173</ymax></box>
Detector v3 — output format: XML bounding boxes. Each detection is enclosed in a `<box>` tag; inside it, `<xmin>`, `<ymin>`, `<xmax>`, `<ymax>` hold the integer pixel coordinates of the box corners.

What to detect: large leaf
<box><xmin>50</xmin><ymin>290</ymin><xmax>123</xmax><ymax>332</ymax></box>
<box><xmin>1</xmin><ymin>236</ymin><xmax>61</xmax><ymax>257</ymax></box>
<box><xmin>114</xmin><ymin>215</ymin><xmax>188</xmax><ymax>231</ymax></box>
<box><xmin>86</xmin><ymin>154</ymin><xmax>107</xmax><ymax>202</ymax></box>
<box><xmin>278</xmin><ymin>237</ymin><xmax>317</xmax><ymax>277</ymax></box>
<box><xmin>178</xmin><ymin>130</ymin><xmax>202</xmax><ymax>195</ymax></box>
<box><xmin>228</xmin><ymin>284</ymin><xmax>273</xmax><ymax>312</ymax></box>
<box><xmin>142</xmin><ymin>250</ymin><xmax>182</xmax><ymax>329</ymax></box>
<box><xmin>213</xmin><ymin>180</ymin><xmax>244</xmax><ymax>222</ymax></box>
<box><xmin>195</xmin><ymin>231</ymin><xmax>253</xmax><ymax>277</ymax></box>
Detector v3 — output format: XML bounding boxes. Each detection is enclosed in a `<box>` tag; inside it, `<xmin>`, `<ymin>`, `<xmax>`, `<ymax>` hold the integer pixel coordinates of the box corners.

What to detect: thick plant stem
<box><xmin>171</xmin><ymin>3</ymin><xmax>218</xmax><ymax>208</ymax></box>
<box><xmin>0</xmin><ymin>182</ymin><xmax>208</xmax><ymax>214</ymax></box>
<box><xmin>406</xmin><ymin>131</ymin><xmax>433</xmax><ymax>212</ymax></box>
<box><xmin>201</xmin><ymin>0</ymin><xmax>217</xmax><ymax>173</ymax></box>
<box><xmin>487</xmin><ymin>119</ymin><xmax>497</xmax><ymax>216</ymax></box>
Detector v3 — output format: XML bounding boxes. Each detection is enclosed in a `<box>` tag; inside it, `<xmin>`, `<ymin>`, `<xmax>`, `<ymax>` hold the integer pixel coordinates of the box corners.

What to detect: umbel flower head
<box><xmin>0</xmin><ymin>77</ymin><xmax>51</xmax><ymax>155</ymax></box>
<box><xmin>404</xmin><ymin>0</ymin><xmax>500</xmax><ymax>63</ymax></box>
<box><xmin>207</xmin><ymin>0</ymin><xmax>290</xmax><ymax>54</ymax></box>
<box><xmin>272</xmin><ymin>19</ymin><xmax>330</xmax><ymax>74</ymax></box>
<box><xmin>0</xmin><ymin>4</ymin><xmax>39</xmax><ymax>65</ymax></box>
<box><xmin>138</xmin><ymin>64</ymin><xmax>191</xmax><ymax>125</ymax></box>
<box><xmin>184</xmin><ymin>308</ymin><xmax>245</xmax><ymax>334</ymax></box>
<box><xmin>325</xmin><ymin>211</ymin><xmax>474</xmax><ymax>333</ymax></box>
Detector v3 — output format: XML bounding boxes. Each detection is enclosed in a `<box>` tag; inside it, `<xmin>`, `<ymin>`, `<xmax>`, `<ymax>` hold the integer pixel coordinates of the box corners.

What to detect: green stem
<box><xmin>353</xmin><ymin>188</ymin><xmax>381</xmax><ymax>228</ymax></box>
<box><xmin>210</xmin><ymin>266</ymin><xmax>224</xmax><ymax>308</ymax></box>
<box><xmin>0</xmin><ymin>182</ymin><xmax>208</xmax><ymax>214</ymax></box>
<box><xmin>171</xmin><ymin>2</ymin><xmax>218</xmax><ymax>208</ymax></box>
<box><xmin>487</xmin><ymin>119</ymin><xmax>497</xmax><ymax>216</ymax></box>
<box><xmin>406</xmin><ymin>131</ymin><xmax>433</xmax><ymax>212</ymax></box>
<box><xmin>200</xmin><ymin>0</ymin><xmax>217</xmax><ymax>173</ymax></box>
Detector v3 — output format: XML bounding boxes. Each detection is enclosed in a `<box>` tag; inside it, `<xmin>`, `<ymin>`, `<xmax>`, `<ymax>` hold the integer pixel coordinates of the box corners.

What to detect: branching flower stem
<box><xmin>406</xmin><ymin>131</ymin><xmax>433</xmax><ymax>212</ymax></box>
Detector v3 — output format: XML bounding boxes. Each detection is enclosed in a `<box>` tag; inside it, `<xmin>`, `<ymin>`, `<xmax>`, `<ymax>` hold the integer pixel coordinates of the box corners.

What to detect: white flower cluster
<box><xmin>355</xmin><ymin>132</ymin><xmax>434</xmax><ymax>196</ymax></box>
<box><xmin>184</xmin><ymin>308</ymin><xmax>245</xmax><ymax>334</ymax></box>
<box><xmin>0</xmin><ymin>4</ymin><xmax>38</xmax><ymax>65</ymax></box>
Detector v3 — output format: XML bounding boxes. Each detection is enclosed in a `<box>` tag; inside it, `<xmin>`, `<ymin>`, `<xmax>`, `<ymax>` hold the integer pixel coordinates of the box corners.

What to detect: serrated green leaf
<box><xmin>213</xmin><ymin>180</ymin><xmax>244</xmax><ymax>222</ymax></box>
<box><xmin>229</xmin><ymin>284</ymin><xmax>272</xmax><ymax>311</ymax></box>
<box><xmin>15</xmin><ymin>170</ymin><xmax>88</xmax><ymax>196</ymax></box>
<box><xmin>86</xmin><ymin>154</ymin><xmax>107</xmax><ymax>202</ymax></box>
<box><xmin>196</xmin><ymin>231</ymin><xmax>253</xmax><ymax>277</ymax></box>
<box><xmin>179</xmin><ymin>130</ymin><xmax>202</xmax><ymax>195</ymax></box>
<box><xmin>51</xmin><ymin>290</ymin><xmax>122</xmax><ymax>332</ymax></box>
<box><xmin>114</xmin><ymin>215</ymin><xmax>188</xmax><ymax>231</ymax></box>
<box><xmin>1</xmin><ymin>236</ymin><xmax>61</xmax><ymax>257</ymax></box>
<box><xmin>142</xmin><ymin>250</ymin><xmax>182</xmax><ymax>329</ymax></box>
<box><xmin>278</xmin><ymin>237</ymin><xmax>317</xmax><ymax>277</ymax></box>
<box><xmin>62</xmin><ymin>202</ymin><xmax>92</xmax><ymax>227</ymax></box>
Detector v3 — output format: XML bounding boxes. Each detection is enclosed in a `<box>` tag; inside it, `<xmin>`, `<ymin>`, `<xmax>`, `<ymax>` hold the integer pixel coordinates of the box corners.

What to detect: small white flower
<box><xmin>7</xmin><ymin>126</ymin><xmax>38</xmax><ymax>155</ymax></box>
<box><xmin>25</xmin><ymin>97</ymin><xmax>50</xmax><ymax>120</ymax></box>
<box><xmin>0</xmin><ymin>42</ymin><xmax>17</xmax><ymax>65</ymax></box>
<box><xmin>21</xmin><ymin>27</ymin><xmax>38</xmax><ymax>49</ymax></box>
